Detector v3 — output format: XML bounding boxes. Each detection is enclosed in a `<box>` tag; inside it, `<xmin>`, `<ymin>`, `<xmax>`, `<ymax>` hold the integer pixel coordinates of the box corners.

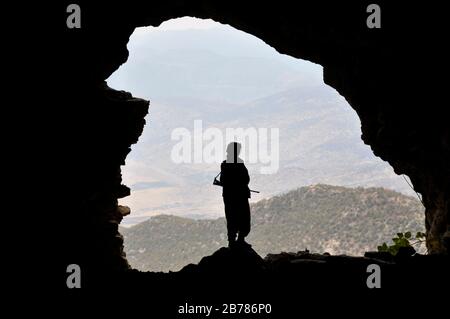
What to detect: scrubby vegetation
<box><xmin>121</xmin><ymin>185</ymin><xmax>424</xmax><ymax>272</ymax></box>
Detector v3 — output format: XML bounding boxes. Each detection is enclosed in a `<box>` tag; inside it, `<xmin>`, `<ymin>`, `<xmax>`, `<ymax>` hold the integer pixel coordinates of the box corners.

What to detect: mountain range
<box><xmin>108</xmin><ymin>24</ymin><xmax>415</xmax><ymax>223</ymax></box>
<box><xmin>120</xmin><ymin>185</ymin><xmax>425</xmax><ymax>272</ymax></box>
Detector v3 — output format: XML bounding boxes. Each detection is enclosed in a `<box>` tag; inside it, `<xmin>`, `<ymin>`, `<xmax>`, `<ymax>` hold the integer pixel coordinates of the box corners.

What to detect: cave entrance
<box><xmin>107</xmin><ymin>17</ymin><xmax>424</xmax><ymax>272</ymax></box>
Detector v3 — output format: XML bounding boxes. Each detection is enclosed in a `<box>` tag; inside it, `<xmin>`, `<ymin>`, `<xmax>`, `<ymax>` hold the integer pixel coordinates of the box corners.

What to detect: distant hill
<box><xmin>121</xmin><ymin>185</ymin><xmax>425</xmax><ymax>272</ymax></box>
<box><xmin>108</xmin><ymin>24</ymin><xmax>416</xmax><ymax>223</ymax></box>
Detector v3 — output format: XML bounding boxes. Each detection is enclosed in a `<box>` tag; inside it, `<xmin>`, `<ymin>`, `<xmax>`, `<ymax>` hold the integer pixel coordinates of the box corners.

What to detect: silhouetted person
<box><xmin>220</xmin><ymin>142</ymin><xmax>251</xmax><ymax>248</ymax></box>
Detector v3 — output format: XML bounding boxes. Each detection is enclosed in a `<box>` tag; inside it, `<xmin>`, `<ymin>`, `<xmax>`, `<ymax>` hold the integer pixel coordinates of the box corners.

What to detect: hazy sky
<box><xmin>108</xmin><ymin>17</ymin><xmax>412</xmax><ymax>225</ymax></box>
<box><xmin>141</xmin><ymin>17</ymin><xmax>221</xmax><ymax>31</ymax></box>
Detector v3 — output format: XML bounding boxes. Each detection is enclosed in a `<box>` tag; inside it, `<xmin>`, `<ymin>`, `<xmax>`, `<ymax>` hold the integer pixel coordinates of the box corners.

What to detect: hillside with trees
<box><xmin>121</xmin><ymin>185</ymin><xmax>424</xmax><ymax>272</ymax></box>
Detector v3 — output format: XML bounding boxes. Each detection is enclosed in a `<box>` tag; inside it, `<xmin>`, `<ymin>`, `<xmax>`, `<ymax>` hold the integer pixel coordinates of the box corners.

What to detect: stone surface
<box><xmin>35</xmin><ymin>1</ymin><xmax>449</xmax><ymax>284</ymax></box>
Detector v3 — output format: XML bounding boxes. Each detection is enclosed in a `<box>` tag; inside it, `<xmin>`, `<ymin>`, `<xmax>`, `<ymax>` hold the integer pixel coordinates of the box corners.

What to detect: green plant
<box><xmin>377</xmin><ymin>232</ymin><xmax>426</xmax><ymax>256</ymax></box>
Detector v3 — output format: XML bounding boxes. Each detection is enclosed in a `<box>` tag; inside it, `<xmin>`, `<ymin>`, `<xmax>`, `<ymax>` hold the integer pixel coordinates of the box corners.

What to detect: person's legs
<box><xmin>224</xmin><ymin>198</ymin><xmax>238</xmax><ymax>246</ymax></box>
<box><xmin>237</xmin><ymin>200</ymin><xmax>251</xmax><ymax>243</ymax></box>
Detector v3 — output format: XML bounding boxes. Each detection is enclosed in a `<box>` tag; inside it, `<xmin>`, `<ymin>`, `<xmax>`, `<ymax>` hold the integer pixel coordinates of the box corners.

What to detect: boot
<box><xmin>228</xmin><ymin>240</ymin><xmax>237</xmax><ymax>249</ymax></box>
<box><xmin>237</xmin><ymin>236</ymin><xmax>252</xmax><ymax>248</ymax></box>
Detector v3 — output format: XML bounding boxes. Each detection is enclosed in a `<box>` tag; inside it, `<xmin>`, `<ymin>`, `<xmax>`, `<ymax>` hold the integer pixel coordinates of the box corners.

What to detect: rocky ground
<box><xmin>79</xmin><ymin>245</ymin><xmax>450</xmax><ymax>317</ymax></box>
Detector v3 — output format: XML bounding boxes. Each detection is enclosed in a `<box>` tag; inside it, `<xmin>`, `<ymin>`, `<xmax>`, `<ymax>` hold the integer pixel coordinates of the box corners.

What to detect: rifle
<box><xmin>213</xmin><ymin>172</ymin><xmax>259</xmax><ymax>193</ymax></box>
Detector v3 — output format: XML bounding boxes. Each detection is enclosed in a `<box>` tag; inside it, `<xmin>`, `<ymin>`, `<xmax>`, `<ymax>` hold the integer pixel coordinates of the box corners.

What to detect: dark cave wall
<box><xmin>57</xmin><ymin>0</ymin><xmax>448</xmax><ymax>271</ymax></box>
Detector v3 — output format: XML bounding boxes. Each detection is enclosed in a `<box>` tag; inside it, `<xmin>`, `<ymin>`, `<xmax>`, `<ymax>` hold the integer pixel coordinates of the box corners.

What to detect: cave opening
<box><xmin>107</xmin><ymin>17</ymin><xmax>424</xmax><ymax>272</ymax></box>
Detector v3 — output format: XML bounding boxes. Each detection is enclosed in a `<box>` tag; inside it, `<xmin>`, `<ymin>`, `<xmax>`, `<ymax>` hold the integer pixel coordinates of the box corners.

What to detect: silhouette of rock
<box><xmin>364</xmin><ymin>251</ymin><xmax>395</xmax><ymax>262</ymax></box>
<box><xmin>34</xmin><ymin>2</ymin><xmax>449</xmax><ymax>293</ymax></box>
<box><xmin>395</xmin><ymin>246</ymin><xmax>417</xmax><ymax>260</ymax></box>
<box><xmin>180</xmin><ymin>245</ymin><xmax>266</xmax><ymax>276</ymax></box>
<box><xmin>114</xmin><ymin>247</ymin><xmax>449</xmax><ymax>308</ymax></box>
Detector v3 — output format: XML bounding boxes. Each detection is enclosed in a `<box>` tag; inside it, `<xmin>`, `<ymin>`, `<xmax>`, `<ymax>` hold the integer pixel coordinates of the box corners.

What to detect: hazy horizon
<box><xmin>108</xmin><ymin>17</ymin><xmax>413</xmax><ymax>226</ymax></box>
